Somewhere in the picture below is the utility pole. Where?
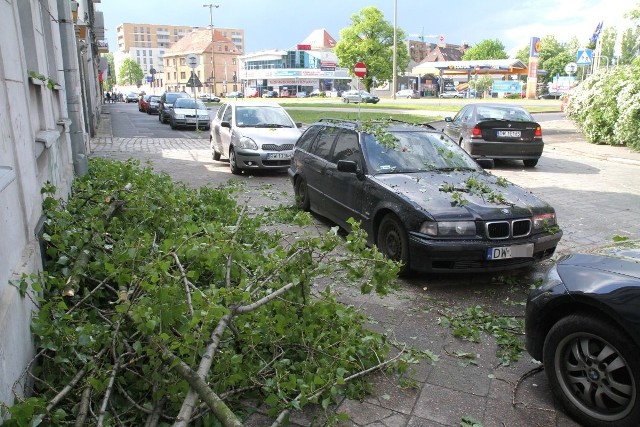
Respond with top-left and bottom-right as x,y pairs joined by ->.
392,0 -> 397,99
203,3 -> 219,97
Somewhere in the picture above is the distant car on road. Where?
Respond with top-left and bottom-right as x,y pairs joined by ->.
439,91 -> 463,98
199,94 -> 220,102
225,91 -> 244,98
146,95 -> 161,115
395,89 -> 420,99
526,247 -> 640,427
138,95 -> 151,112
125,92 -> 139,103
443,103 -> 544,167
210,102 -> 302,175
262,90 -> 278,98
538,91 -> 563,99
342,90 -> 379,104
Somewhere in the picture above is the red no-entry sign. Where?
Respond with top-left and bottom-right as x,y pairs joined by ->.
354,61 -> 367,78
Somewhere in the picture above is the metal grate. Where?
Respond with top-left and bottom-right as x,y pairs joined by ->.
262,144 -> 294,151
485,219 -> 532,239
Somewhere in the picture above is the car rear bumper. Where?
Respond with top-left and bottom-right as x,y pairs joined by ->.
407,230 -> 562,273
464,140 -> 544,160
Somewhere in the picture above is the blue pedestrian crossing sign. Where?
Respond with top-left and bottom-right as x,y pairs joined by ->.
576,49 -> 593,65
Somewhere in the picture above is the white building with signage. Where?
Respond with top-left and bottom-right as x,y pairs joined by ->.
238,29 -> 353,97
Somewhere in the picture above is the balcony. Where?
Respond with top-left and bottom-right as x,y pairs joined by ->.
97,39 -> 109,53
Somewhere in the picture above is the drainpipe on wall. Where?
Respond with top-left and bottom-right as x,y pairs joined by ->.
58,0 -> 88,176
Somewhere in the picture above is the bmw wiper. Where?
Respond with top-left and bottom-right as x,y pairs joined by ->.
253,123 -> 290,128
434,167 -> 477,171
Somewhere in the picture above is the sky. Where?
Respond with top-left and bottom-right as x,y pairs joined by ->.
97,0 -> 636,57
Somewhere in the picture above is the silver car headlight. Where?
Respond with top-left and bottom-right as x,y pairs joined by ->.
174,113 -> 185,119
420,221 -> 476,237
533,213 -> 556,230
237,136 -> 258,150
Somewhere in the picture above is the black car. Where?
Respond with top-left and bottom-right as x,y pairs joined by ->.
146,95 -> 161,115
525,248 -> 640,427
538,91 -> 563,99
288,119 -> 562,274
443,103 -> 544,167
158,92 -> 190,124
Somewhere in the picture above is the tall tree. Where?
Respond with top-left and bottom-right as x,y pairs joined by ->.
118,58 -> 144,86
334,6 -> 410,92
101,53 -> 117,91
600,27 -> 617,67
619,27 -> 639,64
462,39 -> 508,60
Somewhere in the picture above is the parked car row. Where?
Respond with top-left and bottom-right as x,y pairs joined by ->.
134,91 -> 212,131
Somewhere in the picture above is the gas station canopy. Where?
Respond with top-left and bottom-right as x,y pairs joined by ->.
412,59 -> 529,76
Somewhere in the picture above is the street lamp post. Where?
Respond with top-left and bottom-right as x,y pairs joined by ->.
203,3 -> 219,97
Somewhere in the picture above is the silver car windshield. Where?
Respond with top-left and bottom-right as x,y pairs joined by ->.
174,99 -> 206,109
235,106 -> 294,128
363,131 -> 481,174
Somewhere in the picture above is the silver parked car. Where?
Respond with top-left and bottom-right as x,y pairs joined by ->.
210,102 -> 302,174
168,98 -> 210,130
395,89 -> 420,99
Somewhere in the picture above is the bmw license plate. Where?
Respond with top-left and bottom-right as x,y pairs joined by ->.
267,153 -> 291,160
497,130 -> 521,138
487,243 -> 534,260
186,118 -> 196,124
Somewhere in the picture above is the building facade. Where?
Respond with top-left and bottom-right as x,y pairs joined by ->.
114,22 -> 244,92
239,29 -> 352,97
1,0 -> 99,411
162,28 -> 242,97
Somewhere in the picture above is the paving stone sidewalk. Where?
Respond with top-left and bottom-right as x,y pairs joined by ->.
91,110 -> 638,427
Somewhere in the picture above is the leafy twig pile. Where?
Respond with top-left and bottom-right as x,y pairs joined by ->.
4,158 -> 404,426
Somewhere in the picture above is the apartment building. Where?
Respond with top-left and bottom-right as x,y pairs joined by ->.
163,28 -> 242,96
114,22 -> 244,90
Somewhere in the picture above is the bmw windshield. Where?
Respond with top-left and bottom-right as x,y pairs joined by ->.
362,130 -> 481,174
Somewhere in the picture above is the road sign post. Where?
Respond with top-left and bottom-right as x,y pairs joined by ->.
353,62 -> 367,120
186,53 -> 200,98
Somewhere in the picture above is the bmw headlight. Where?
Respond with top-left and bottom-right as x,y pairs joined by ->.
420,221 -> 476,237
174,114 -> 185,119
533,213 -> 556,230
237,136 -> 258,150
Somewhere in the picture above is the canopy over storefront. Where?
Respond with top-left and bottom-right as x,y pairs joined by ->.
412,59 -> 529,76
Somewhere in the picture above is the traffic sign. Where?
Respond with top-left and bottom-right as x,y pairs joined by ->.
186,53 -> 200,69
354,61 -> 367,78
564,62 -> 577,75
576,49 -> 592,65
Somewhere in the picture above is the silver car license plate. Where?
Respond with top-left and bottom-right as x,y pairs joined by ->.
267,153 -> 291,160
487,243 -> 534,260
497,130 -> 521,138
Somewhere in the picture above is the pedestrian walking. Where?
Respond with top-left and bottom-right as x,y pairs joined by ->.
105,91 -> 111,103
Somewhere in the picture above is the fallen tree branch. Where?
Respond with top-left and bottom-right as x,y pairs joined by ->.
171,252 -> 194,317
46,347 -> 108,412
270,344 -> 408,427
74,385 -> 92,427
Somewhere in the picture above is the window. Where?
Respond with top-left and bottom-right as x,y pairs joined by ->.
134,26 -> 138,33
224,45 -> 228,52
222,105 -> 232,122
216,104 -> 227,120
295,126 -> 321,152
134,34 -> 138,41
310,127 -> 339,161
332,131 -> 361,164
180,71 -> 186,79
142,51 -> 146,56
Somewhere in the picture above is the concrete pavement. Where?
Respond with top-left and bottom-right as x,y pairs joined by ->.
91,104 -> 639,427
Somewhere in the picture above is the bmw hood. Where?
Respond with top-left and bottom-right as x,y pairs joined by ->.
238,127 -> 302,146
372,170 -> 552,220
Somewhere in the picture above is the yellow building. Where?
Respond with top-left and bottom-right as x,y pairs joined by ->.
114,22 -> 244,92
163,28 -> 242,96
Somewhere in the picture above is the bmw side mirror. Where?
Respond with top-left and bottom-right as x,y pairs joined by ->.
221,121 -> 231,129
337,160 -> 359,174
